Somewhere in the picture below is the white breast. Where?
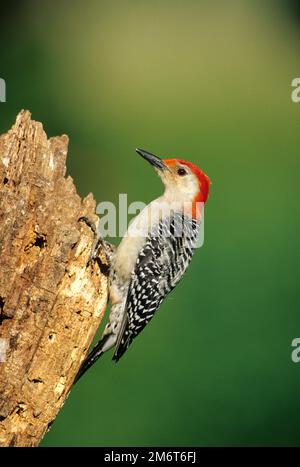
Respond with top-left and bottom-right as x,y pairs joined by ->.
113,199 -> 158,282
112,189 -> 193,284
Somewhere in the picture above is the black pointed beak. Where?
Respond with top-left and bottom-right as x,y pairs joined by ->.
136,148 -> 166,171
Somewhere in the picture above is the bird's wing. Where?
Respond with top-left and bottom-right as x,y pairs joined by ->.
113,213 -> 199,361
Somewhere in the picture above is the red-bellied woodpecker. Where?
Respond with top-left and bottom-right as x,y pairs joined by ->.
75,149 -> 211,382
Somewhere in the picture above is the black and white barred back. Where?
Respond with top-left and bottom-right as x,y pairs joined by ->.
113,213 -> 200,361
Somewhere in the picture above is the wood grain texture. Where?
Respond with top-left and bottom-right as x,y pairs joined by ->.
0,110 -> 108,446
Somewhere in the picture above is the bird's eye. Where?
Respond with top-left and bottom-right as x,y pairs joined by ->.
177,167 -> 187,176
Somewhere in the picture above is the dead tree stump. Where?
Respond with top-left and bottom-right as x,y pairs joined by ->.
0,110 -> 108,447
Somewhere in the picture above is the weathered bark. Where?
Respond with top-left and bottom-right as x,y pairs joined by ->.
0,111 -> 109,447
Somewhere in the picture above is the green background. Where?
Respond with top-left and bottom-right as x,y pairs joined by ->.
1,0 -> 300,447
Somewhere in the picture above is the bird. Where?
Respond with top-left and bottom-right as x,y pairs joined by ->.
74,148 -> 211,383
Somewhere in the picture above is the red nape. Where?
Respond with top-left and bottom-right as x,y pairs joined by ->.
164,158 -> 211,203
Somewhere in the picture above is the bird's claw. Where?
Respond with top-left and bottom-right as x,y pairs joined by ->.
79,215 -> 103,266
78,216 -> 115,268
78,216 -> 97,236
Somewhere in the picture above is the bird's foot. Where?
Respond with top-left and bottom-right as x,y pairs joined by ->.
78,216 -> 115,268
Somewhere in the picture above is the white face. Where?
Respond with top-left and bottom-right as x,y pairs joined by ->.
157,162 -> 200,202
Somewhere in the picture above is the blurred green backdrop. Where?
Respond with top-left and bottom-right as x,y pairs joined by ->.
1,0 -> 300,447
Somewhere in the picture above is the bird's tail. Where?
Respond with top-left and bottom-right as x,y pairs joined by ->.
74,333 -> 115,384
